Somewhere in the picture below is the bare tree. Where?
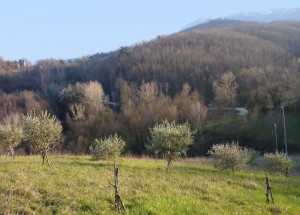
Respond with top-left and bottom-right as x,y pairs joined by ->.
84,81 -> 105,112
189,102 -> 207,131
139,82 -> 159,103
213,72 -> 238,107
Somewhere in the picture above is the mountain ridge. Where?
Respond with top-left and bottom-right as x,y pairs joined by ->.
184,7 -> 300,30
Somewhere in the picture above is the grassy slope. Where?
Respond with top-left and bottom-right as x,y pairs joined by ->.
0,156 -> 299,215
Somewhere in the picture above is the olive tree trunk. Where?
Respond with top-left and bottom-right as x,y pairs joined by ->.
41,151 -> 52,167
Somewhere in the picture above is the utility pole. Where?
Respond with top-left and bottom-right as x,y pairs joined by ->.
281,106 -> 288,155
273,123 -> 278,152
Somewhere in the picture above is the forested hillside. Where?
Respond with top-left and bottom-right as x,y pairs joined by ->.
1,20 -> 300,155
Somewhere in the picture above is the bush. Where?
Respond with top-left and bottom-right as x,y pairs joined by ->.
264,152 -> 292,176
208,141 -> 256,173
90,134 -> 125,160
147,120 -> 196,170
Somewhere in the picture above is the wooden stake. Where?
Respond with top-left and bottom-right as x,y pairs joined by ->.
265,172 -> 274,204
109,161 -> 125,212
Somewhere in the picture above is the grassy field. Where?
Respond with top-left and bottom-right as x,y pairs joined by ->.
0,156 -> 300,215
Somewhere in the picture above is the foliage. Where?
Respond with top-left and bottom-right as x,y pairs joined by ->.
22,111 -> 62,165
0,114 -> 23,157
148,120 -> 195,170
208,141 -> 256,173
264,152 -> 293,176
90,134 -> 125,160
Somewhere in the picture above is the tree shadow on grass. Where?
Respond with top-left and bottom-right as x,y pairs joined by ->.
173,165 -> 220,175
174,165 -> 267,181
69,160 -> 111,168
51,156 -> 112,168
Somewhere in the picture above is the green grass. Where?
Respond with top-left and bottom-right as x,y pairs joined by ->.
0,156 -> 300,214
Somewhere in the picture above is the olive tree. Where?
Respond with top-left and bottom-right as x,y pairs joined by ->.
208,141 -> 256,173
23,111 -> 62,166
0,114 -> 23,158
90,134 -> 126,161
265,152 -> 292,177
148,120 -> 195,171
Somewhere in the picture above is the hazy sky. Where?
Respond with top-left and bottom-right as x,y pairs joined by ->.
1,0 -> 299,62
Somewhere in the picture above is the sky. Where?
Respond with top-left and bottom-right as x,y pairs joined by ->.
0,0 -> 300,62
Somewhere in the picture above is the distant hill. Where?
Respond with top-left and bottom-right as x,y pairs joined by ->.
182,19 -> 255,31
183,19 -> 300,56
229,8 -> 300,23
184,7 -> 300,30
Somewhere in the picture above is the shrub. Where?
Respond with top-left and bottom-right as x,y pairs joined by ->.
90,134 -> 125,160
264,152 -> 292,176
208,141 -> 256,173
147,120 -> 196,171
23,111 -> 62,166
